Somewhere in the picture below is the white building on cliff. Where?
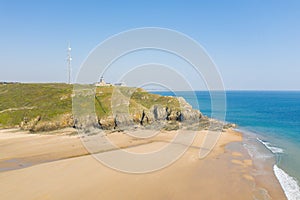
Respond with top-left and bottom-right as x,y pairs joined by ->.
95,76 -> 112,86
95,76 -> 126,87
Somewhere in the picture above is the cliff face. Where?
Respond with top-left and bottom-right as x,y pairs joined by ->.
95,97 -> 203,130
73,86 -> 205,131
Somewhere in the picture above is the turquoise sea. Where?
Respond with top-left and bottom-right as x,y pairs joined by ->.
153,91 -> 300,200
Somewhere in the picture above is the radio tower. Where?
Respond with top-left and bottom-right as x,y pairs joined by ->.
67,42 -> 72,84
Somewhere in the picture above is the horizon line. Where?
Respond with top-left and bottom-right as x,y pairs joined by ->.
1,81 -> 299,92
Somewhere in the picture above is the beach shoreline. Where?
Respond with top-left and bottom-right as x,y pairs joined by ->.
0,128 -> 286,199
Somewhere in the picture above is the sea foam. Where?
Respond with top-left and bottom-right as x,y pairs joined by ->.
256,138 -> 300,199
257,138 -> 284,154
243,143 -> 269,159
274,165 -> 300,200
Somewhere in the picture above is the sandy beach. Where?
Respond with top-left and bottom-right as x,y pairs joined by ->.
0,128 -> 285,200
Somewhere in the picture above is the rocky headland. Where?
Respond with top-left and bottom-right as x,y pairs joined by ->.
0,83 -> 235,133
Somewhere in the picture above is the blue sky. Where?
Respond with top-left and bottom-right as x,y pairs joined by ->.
0,0 -> 299,90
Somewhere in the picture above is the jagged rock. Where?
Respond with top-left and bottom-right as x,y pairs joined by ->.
79,90 -> 204,131
176,97 -> 202,123
20,116 -> 41,131
139,110 -> 149,125
177,97 -> 193,110
150,105 -> 167,121
114,113 -> 134,129
60,113 -> 74,127
181,109 -> 201,122
223,123 -> 237,129
98,116 -> 115,130
20,114 -> 75,132
32,121 -> 60,132
73,115 -> 99,130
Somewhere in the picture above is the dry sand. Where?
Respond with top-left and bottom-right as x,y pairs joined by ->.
0,128 -> 286,200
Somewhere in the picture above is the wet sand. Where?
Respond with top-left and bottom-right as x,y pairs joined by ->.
0,128 -> 286,199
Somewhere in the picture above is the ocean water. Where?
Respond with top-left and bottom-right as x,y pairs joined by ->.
152,91 -> 300,200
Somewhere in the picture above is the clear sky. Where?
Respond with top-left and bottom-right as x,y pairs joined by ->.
0,0 -> 299,90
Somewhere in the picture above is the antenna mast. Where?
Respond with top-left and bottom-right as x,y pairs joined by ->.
67,42 -> 72,84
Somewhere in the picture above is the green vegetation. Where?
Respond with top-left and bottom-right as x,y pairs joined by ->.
93,86 -> 180,118
0,83 -> 72,128
0,83 -> 182,130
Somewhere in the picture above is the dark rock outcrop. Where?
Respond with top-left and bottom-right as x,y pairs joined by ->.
151,105 -> 168,121
20,114 -> 75,132
92,97 -> 204,131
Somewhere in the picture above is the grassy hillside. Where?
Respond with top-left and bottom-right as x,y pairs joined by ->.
0,83 -> 72,128
94,86 -> 180,118
0,83 -> 183,130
